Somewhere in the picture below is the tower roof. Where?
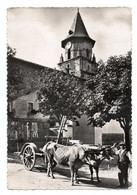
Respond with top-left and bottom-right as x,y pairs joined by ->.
62,9 -> 95,48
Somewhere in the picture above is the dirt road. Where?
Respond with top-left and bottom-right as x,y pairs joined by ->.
7,162 -> 132,190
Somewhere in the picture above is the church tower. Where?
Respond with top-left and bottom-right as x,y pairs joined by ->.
58,9 -> 96,144
58,9 -> 97,79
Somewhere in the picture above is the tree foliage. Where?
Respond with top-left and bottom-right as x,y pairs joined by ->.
37,69 -> 85,123
7,45 -> 24,101
7,45 -> 16,57
84,51 -> 132,150
7,45 -> 41,101
37,51 -> 131,149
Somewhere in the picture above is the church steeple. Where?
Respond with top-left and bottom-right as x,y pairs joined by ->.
62,9 -> 95,48
58,9 -> 97,79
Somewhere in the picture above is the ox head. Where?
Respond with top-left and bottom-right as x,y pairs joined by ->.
81,144 -> 114,165
83,152 -> 97,166
111,142 -> 126,150
110,142 -> 127,155
94,146 -> 114,162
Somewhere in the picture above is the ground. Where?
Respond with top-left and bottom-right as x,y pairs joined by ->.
7,157 -> 132,190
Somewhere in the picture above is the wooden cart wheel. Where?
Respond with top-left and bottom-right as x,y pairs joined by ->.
22,145 -> 36,171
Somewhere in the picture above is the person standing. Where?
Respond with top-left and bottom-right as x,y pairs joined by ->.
113,142 -> 132,188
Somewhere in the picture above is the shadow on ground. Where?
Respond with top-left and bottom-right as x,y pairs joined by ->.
32,165 -> 132,189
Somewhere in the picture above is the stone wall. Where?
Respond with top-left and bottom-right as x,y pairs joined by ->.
58,56 -> 97,78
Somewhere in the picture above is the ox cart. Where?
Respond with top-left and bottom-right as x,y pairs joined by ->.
14,116 -> 69,171
14,115 -> 113,186
14,116 -> 76,171
15,138 -> 108,172
14,140 -> 114,186
15,136 -> 72,171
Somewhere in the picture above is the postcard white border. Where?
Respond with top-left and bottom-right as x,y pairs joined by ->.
0,0 -> 137,194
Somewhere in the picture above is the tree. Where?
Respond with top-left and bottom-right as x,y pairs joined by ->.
7,45 -> 40,101
7,45 -> 24,101
84,51 -> 132,151
37,69 -> 86,141
7,45 -> 16,57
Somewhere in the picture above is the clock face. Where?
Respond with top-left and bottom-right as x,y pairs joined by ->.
66,42 -> 72,49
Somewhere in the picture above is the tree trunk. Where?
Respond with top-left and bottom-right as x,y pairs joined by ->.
119,118 -> 131,151
124,127 -> 131,151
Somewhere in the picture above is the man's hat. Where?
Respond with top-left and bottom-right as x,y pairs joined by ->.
119,142 -> 126,146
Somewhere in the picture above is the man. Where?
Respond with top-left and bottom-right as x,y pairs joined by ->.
113,142 -> 132,188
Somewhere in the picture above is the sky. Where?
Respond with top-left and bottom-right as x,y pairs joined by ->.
7,7 -> 132,69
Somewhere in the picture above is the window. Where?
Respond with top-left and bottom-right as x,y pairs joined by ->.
86,49 -> 89,58
102,133 -> 124,145
68,49 -> 71,59
28,102 -> 33,113
66,64 -> 70,74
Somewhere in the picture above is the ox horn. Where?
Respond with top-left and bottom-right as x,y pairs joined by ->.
111,142 -> 117,149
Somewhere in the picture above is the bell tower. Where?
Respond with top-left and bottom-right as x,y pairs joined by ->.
58,9 -> 97,78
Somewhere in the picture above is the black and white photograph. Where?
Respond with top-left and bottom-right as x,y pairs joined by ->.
6,7 -> 132,190
0,3 -> 134,191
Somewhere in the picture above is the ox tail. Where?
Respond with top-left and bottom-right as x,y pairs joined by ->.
42,141 -> 53,153
42,141 -> 57,176
42,141 -> 54,167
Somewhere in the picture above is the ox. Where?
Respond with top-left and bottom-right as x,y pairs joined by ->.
76,145 -> 114,183
42,141 -> 93,186
88,146 -> 114,182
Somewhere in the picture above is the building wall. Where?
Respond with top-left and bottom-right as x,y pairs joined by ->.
12,91 -> 37,118
95,119 -> 124,145
58,57 -> 97,78
58,58 -> 81,77
12,91 -> 48,121
80,58 -> 97,77
73,114 -> 95,144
